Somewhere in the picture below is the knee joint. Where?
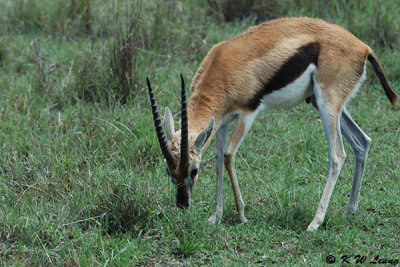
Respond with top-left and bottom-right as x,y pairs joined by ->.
355,137 -> 371,160
333,153 -> 346,170
362,136 -> 371,153
216,150 -> 224,161
224,153 -> 232,165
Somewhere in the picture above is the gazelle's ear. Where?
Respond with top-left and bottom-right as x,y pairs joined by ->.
164,107 -> 175,140
195,117 -> 215,152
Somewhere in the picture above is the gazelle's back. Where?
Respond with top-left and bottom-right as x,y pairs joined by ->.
190,17 -> 370,115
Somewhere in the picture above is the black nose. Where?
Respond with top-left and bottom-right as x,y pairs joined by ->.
175,186 -> 190,209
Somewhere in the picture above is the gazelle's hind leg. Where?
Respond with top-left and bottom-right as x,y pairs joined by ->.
307,74 -> 347,232
340,108 -> 371,214
309,103 -> 371,215
224,111 -> 258,223
309,104 -> 371,216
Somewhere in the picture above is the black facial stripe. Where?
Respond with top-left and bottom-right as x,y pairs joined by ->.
245,42 -> 320,110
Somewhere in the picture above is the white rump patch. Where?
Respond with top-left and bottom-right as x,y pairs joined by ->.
344,60 -> 367,107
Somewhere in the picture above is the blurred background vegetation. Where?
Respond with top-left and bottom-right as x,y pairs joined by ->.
1,0 -> 399,105
0,0 -> 399,265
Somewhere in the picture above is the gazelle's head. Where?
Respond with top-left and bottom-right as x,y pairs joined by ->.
147,75 -> 214,209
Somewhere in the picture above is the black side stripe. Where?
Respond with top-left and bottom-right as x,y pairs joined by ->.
245,42 -> 320,110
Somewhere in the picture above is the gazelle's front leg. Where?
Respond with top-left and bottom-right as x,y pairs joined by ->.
208,125 -> 228,224
224,112 -> 258,223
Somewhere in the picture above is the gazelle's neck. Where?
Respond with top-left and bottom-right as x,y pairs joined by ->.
187,43 -> 229,150
187,90 -> 225,151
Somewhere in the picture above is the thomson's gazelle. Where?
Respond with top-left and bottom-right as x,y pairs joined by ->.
147,17 -> 397,231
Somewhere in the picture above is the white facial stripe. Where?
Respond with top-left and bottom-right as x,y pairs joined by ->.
184,177 -> 191,186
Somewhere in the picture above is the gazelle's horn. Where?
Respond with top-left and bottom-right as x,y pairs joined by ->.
146,78 -> 176,168
180,74 -> 189,166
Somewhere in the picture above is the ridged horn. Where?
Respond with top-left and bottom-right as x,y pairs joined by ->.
146,77 -> 176,168
180,74 -> 189,166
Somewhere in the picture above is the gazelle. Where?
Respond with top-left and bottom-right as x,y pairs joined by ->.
146,17 -> 397,231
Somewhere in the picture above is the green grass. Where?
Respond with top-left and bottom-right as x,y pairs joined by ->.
1,0 -> 399,265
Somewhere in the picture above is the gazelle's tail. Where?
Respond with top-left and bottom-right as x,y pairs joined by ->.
367,52 -> 398,109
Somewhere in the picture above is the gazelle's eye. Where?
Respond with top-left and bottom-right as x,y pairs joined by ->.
190,168 -> 198,178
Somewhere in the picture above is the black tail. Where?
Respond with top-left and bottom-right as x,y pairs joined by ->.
367,53 -> 398,109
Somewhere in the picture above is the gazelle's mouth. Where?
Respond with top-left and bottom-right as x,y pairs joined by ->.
175,184 -> 192,209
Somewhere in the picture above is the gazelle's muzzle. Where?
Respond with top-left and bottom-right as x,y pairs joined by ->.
175,184 -> 192,209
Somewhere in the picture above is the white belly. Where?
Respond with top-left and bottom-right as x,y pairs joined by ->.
259,64 -> 316,110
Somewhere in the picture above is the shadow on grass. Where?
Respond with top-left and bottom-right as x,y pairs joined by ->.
79,179 -> 165,236
221,203 -> 315,232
